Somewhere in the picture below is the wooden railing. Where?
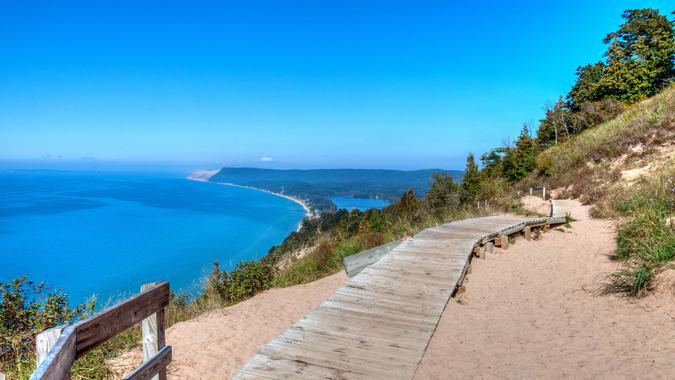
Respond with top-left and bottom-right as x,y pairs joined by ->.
30,282 -> 171,380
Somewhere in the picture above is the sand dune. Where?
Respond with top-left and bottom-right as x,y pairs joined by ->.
109,272 -> 346,379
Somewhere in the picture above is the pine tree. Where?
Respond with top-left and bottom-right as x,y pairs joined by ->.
460,153 -> 480,204
503,125 -> 537,182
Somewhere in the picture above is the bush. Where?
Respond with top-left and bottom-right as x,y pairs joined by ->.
0,277 -> 93,378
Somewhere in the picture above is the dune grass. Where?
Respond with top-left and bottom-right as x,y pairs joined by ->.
603,163 -> 675,296
532,85 -> 674,206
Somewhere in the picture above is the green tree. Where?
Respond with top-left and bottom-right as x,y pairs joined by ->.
503,125 -> 537,182
460,153 -> 480,204
479,147 -> 508,178
597,9 -> 675,103
397,189 -> 418,220
537,97 -> 573,147
426,173 -> 459,213
567,62 -> 606,108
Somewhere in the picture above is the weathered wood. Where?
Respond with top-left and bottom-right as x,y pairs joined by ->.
235,215 -> 563,379
36,326 -> 64,366
523,226 -> 531,240
30,326 -> 76,380
141,283 -> 167,380
499,234 -> 509,249
122,346 -> 172,380
31,283 -> 171,380
75,282 -> 169,357
486,241 -> 494,254
343,240 -> 403,277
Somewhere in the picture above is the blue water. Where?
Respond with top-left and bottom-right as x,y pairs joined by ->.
331,196 -> 390,211
0,170 -> 305,306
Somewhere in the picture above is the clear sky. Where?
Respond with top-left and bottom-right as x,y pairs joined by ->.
1,1 -> 671,170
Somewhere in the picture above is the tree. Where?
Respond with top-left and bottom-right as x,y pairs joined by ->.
567,62 -> 606,109
397,189 -> 418,220
480,147 -> 508,178
537,97 -> 573,148
460,153 -> 480,204
426,173 -> 459,213
502,125 -> 537,182
597,9 -> 675,103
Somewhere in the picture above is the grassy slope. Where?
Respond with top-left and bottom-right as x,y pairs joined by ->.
527,85 -> 674,212
525,85 -> 675,295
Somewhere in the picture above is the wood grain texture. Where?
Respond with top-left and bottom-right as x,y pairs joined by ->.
122,346 -> 172,380
235,215 -> 564,379
75,282 -> 169,356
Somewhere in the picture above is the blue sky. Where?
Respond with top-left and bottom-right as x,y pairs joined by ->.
1,1 -> 671,170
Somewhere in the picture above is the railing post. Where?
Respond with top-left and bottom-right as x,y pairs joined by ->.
36,326 -> 63,366
529,187 -> 533,195
141,283 -> 167,380
542,187 -> 546,200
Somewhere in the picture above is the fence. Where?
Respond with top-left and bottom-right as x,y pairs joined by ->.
30,282 -> 171,380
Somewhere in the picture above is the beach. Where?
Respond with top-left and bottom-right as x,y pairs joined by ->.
187,170 -> 314,230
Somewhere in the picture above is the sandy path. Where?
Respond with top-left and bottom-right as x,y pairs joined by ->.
110,272 -> 346,379
415,206 -> 675,379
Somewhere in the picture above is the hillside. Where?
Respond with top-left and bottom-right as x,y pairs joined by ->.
209,167 -> 464,211
525,84 -> 674,212
524,85 -> 674,295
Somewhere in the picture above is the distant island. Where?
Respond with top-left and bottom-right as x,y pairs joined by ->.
196,167 -> 464,212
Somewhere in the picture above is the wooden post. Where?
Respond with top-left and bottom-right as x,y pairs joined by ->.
486,241 -> 494,255
141,283 -> 167,380
500,235 -> 509,250
36,326 -> 64,366
529,188 -> 533,195
544,223 -> 550,233
479,246 -> 486,260
523,226 -> 531,241
542,187 -> 546,200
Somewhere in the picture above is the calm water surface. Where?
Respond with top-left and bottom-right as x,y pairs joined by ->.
331,196 -> 390,211
0,170 -> 305,305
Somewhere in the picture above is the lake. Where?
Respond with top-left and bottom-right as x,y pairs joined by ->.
0,170 -> 305,306
331,196 -> 390,211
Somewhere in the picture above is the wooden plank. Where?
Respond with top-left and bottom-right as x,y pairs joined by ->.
36,326 -> 64,366
236,215 -> 562,379
30,326 -> 76,380
343,240 -> 402,277
122,346 -> 172,380
75,282 -> 169,356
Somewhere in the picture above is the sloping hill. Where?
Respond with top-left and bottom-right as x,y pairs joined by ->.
527,85 -> 674,212
524,85 -> 674,295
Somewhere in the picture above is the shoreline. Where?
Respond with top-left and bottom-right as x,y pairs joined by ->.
187,172 -> 313,231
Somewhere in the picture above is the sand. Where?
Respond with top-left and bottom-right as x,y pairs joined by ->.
110,201 -> 674,379
414,203 -> 675,380
109,272 -> 346,379
520,195 -> 551,216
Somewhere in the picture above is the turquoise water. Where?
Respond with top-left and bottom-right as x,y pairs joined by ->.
0,170 -> 305,306
331,196 -> 390,211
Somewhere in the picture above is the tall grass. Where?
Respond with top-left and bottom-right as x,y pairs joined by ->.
603,163 -> 675,296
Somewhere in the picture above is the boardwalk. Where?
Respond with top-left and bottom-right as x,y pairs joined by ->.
234,215 -> 563,379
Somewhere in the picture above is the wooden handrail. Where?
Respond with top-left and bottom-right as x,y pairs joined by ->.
31,282 -> 171,380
